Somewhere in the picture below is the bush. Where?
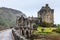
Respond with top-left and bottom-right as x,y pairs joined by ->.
40,21 -> 53,27
33,24 -> 38,29
56,24 -> 60,33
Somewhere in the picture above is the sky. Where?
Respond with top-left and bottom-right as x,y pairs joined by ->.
0,0 -> 60,24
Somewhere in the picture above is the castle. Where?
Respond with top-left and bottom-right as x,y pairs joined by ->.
16,4 -> 54,38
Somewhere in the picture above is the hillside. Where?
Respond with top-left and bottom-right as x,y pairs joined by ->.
0,7 -> 26,27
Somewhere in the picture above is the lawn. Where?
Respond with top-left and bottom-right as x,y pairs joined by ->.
37,26 -> 56,32
33,26 -> 57,34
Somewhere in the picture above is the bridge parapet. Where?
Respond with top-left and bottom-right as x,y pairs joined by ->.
12,28 -> 28,40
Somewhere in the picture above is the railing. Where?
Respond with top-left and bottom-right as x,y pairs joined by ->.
12,28 -> 28,40
12,28 -> 20,40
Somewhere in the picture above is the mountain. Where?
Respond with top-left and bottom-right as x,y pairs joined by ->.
0,7 -> 26,27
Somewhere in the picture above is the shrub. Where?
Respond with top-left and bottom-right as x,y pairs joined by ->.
41,21 -> 53,27
56,24 -> 60,33
33,24 -> 38,29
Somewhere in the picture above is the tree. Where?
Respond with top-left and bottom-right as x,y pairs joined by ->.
47,23 -> 53,27
41,21 -> 53,27
56,24 -> 60,33
33,24 -> 38,29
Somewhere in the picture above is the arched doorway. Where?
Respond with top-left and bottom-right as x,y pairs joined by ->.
26,31 -> 29,38
22,30 -> 24,36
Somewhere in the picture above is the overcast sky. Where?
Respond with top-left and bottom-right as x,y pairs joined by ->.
0,0 -> 60,24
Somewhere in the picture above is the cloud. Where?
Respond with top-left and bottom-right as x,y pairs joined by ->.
0,0 -> 60,24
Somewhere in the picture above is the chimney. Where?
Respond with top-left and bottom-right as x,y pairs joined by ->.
46,4 -> 48,7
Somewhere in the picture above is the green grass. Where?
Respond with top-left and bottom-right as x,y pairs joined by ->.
33,26 -> 57,34
37,26 -> 56,32
48,32 -> 60,36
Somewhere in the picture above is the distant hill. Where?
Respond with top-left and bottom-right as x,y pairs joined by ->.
0,7 -> 26,27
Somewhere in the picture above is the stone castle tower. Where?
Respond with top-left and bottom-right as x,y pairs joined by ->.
38,4 -> 54,24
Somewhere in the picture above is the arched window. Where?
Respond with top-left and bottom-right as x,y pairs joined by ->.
22,30 -> 24,36
26,31 -> 29,38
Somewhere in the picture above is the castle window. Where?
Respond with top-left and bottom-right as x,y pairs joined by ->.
26,31 -> 29,38
46,15 -> 49,22
24,27 -> 26,29
46,15 -> 51,23
22,30 -> 24,36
